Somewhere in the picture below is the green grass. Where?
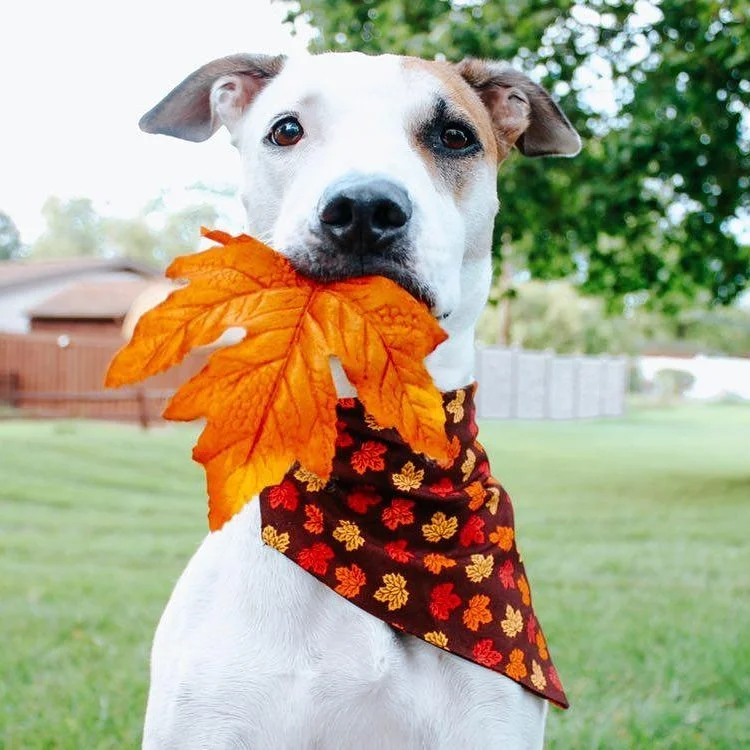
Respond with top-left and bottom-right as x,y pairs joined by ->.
1,406 -> 749,749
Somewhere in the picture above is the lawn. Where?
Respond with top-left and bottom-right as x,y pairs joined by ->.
1,405 -> 749,749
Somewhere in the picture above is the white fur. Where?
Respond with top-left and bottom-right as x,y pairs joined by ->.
143,52 -> 548,749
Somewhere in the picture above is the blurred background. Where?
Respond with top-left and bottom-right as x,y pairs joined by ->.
1,0 -> 748,748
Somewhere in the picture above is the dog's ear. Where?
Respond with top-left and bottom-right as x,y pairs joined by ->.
455,59 -> 581,158
139,53 -> 286,142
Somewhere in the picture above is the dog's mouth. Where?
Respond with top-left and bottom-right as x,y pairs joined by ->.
286,245 -> 438,313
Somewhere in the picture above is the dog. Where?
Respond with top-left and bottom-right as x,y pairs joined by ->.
138,51 -> 580,749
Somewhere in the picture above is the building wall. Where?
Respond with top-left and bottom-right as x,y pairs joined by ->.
0,270 -> 145,333
30,318 -> 124,339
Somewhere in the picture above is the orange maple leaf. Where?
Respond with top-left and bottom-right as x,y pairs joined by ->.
334,563 -> 367,598
105,230 -> 450,530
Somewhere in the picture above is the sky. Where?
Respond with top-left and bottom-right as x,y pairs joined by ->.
0,0 -> 312,243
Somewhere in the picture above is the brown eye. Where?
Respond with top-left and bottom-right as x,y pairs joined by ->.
270,117 -> 303,147
441,125 -> 472,150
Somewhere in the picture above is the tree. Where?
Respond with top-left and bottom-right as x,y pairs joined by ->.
0,211 -> 22,260
280,0 -> 750,313
29,196 -> 218,266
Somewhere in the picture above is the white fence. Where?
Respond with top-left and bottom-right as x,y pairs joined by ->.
475,347 -> 628,420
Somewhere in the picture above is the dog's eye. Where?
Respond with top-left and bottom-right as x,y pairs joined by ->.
441,125 -> 474,150
269,117 -> 304,147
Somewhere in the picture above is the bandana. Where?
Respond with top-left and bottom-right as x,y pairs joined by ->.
259,385 -> 568,708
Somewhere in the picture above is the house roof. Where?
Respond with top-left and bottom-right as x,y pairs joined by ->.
27,279 -> 157,320
0,256 -> 159,292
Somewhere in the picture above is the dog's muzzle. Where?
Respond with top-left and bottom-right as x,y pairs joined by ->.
288,174 -> 434,308
317,175 -> 412,255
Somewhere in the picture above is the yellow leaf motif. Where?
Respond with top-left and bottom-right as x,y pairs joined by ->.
465,554 -> 494,583
332,520 -> 365,551
446,389 -> 466,423
261,525 -> 290,554
530,660 -> 547,691
392,461 -> 425,492
500,604 -> 523,638
485,487 -> 501,515
461,449 -> 476,482
364,413 -> 385,431
293,467 -> 327,492
422,511 -> 459,543
373,573 -> 409,611
424,631 -> 449,649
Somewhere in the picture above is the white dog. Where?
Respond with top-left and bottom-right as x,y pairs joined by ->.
139,51 -> 580,749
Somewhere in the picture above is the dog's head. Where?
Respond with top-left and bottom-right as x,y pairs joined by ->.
141,52 -> 579,351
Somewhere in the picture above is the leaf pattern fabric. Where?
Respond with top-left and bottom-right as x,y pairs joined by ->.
260,385 -> 568,708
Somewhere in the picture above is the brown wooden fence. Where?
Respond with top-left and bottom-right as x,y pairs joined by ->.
0,331 -> 209,424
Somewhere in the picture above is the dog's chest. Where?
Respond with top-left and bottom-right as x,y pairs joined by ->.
143,502 -> 546,749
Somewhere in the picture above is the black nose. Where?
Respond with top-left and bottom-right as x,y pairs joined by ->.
318,176 -> 412,253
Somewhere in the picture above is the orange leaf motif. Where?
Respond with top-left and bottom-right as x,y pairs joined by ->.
105,230 -> 450,530
334,564 -> 366,599
463,594 -> 493,631
423,553 -> 457,575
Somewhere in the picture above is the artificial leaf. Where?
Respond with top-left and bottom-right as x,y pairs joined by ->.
105,229 -> 450,529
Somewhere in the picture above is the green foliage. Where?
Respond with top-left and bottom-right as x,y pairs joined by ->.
29,197 -> 218,266
280,0 -> 750,312
0,211 -> 23,260
477,278 -> 750,354
2,409 -> 750,747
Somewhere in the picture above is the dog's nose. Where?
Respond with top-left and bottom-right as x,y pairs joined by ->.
318,176 -> 412,253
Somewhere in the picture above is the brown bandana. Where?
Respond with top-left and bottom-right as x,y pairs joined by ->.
259,385 -> 568,708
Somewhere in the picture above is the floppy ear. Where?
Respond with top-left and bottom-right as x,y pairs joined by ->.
139,53 -> 286,142
455,59 -> 581,158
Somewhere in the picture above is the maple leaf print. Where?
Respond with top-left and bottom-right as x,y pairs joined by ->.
459,515 -> 486,547
303,503 -> 324,535
505,649 -> 528,680
549,666 -> 563,691
436,435 -> 461,469
530,660 -> 547,692
498,559 -> 516,589
293,467 -> 326,492
391,462 -> 425,492
334,564 -> 366,599
485,486 -> 501,515
526,613 -> 538,645
335,420 -> 354,448
297,543 -> 334,575
423,553 -> 457,574
465,554 -> 493,583
461,449 -> 476,482
268,480 -> 299,512
384,540 -> 414,563
422,511 -> 459,543
429,582 -> 462,620
446,389 -> 465,423
373,573 -> 409,611
428,477 -> 454,497
465,481 -> 486,511
261,525 -> 290,554
517,575 -> 531,606
463,594 -> 493,631
346,488 -> 381,514
536,631 -> 549,661
489,525 -> 515,551
473,639 -> 503,667
364,413 -> 385,431
500,604 -> 524,638
351,441 -> 387,475
424,631 -> 449,649
381,498 -> 415,530
332,520 -> 365,551
105,230 -> 450,530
